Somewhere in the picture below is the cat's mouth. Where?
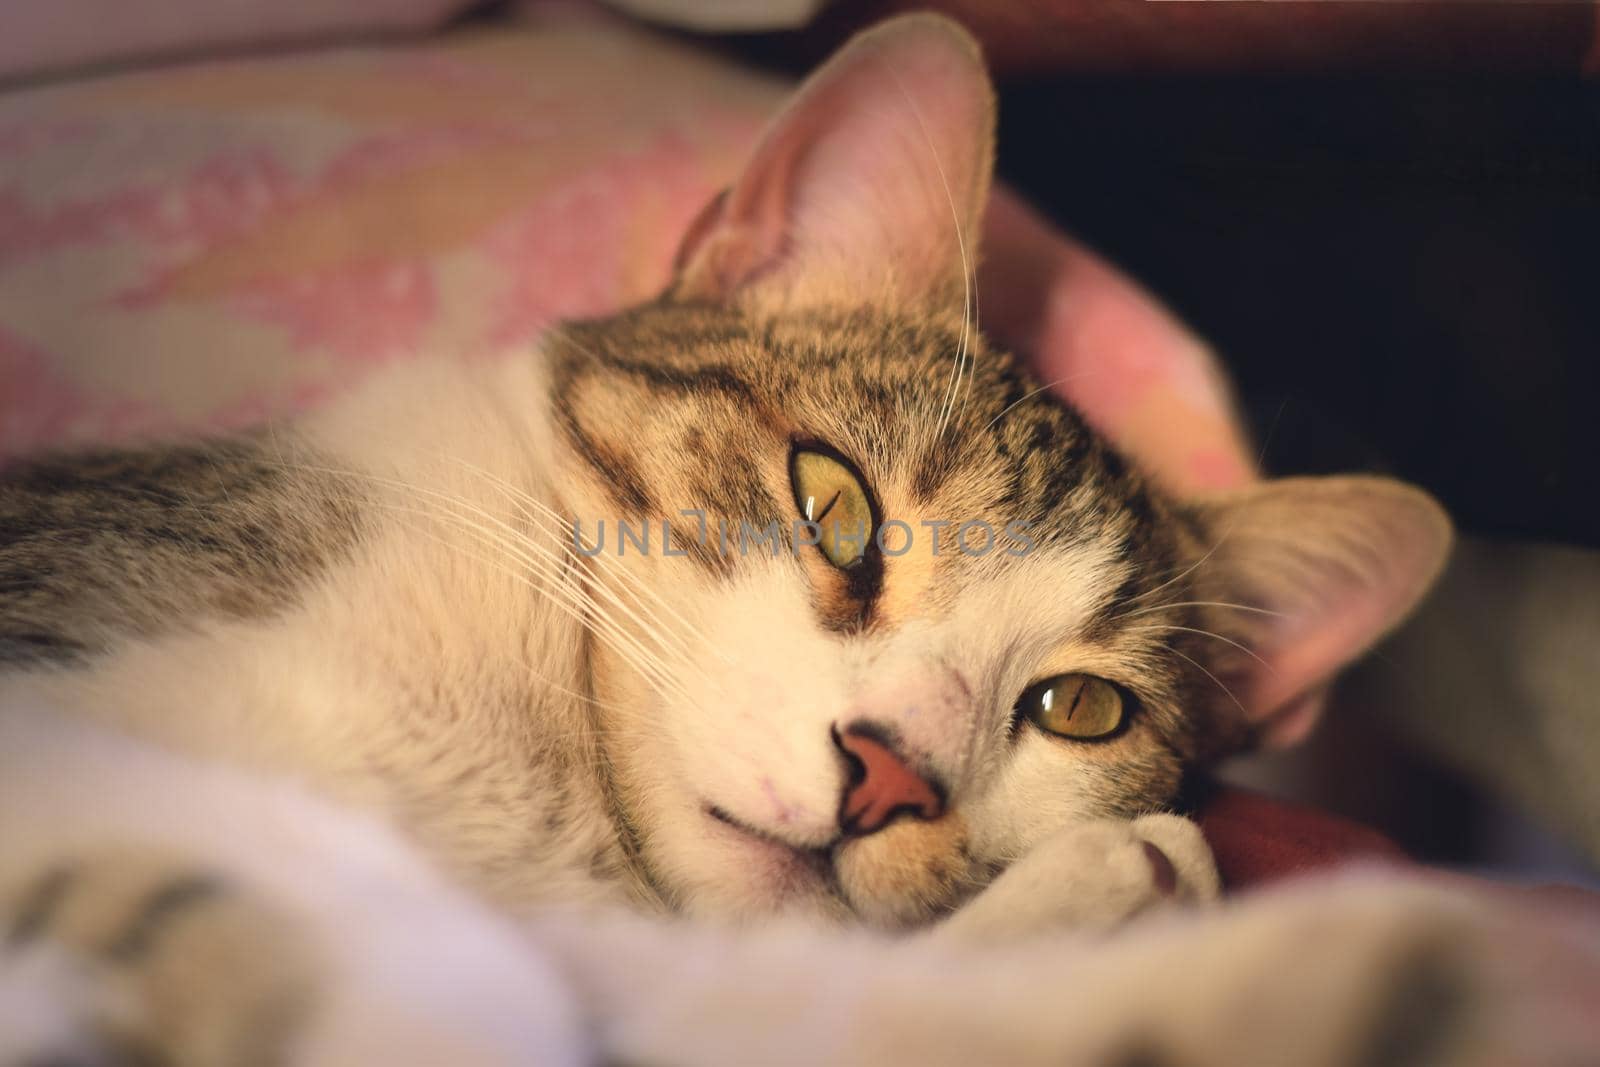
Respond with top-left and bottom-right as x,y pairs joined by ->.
706,805 -> 838,886
703,803 -> 983,924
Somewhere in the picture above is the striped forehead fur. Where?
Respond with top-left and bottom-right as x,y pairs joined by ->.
551,299 -> 1217,808
553,302 -> 1178,569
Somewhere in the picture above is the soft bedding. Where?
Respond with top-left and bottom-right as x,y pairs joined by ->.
0,4 -> 1495,888
0,7 -> 1255,493
4,11 -> 1599,1059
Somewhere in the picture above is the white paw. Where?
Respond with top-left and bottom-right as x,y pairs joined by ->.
935,814 -> 1219,944
1128,813 -> 1221,903
1122,876 -> 1600,1067
0,942 -> 139,1067
295,882 -> 592,1067
0,713 -> 591,1067
0,853 -> 591,1067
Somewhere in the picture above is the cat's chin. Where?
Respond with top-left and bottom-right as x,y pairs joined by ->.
697,806 -> 980,928
699,806 -> 846,917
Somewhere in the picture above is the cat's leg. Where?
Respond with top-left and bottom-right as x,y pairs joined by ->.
0,703 -> 588,1067
1,846 -> 324,1065
935,813 -> 1220,943
530,873 -> 1600,1067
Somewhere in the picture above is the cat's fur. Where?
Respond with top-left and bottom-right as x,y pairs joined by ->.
0,15 -> 1476,1065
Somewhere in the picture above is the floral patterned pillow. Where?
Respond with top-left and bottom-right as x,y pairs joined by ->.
0,10 -> 1252,494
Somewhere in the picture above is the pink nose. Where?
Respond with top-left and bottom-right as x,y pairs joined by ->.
835,726 -> 944,837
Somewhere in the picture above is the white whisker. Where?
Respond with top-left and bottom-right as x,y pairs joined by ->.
1168,645 -> 1249,717
1115,599 -> 1286,622
1121,523 -> 1236,609
374,499 -> 697,707
884,65 -> 974,450
982,373 -> 1099,434
263,458 -> 704,705
1126,623 -> 1276,673
440,454 -> 727,665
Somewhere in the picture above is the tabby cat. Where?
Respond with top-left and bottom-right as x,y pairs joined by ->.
0,15 -> 1460,1065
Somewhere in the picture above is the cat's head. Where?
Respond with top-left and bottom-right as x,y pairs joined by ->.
549,15 -> 1450,924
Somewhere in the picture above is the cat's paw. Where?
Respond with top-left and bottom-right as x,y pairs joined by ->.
0,850 -> 317,1067
934,813 -> 1219,944
1110,876 -> 1600,1067
0,848 -> 586,1067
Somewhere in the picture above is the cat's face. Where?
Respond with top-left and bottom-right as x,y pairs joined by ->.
550,16 -> 1450,924
554,305 -> 1209,923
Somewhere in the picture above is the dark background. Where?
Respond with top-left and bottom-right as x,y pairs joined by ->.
708,13 -> 1597,867
719,16 -> 1600,547
1000,73 -> 1600,867
712,43 -> 1600,866
759,1 -> 1600,552
998,75 -> 1600,549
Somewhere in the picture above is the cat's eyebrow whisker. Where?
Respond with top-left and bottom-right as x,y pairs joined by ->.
1125,623 -> 1277,674
958,221 -> 980,428
431,520 -> 696,708
886,66 -> 973,451
981,373 -> 1100,435
444,502 -> 726,700
1167,645 -> 1249,718
1121,523 -> 1236,610
379,504 -> 647,680
1112,599 -> 1286,623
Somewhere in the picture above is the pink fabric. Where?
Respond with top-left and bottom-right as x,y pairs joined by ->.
2,12 -> 1595,935
981,189 -> 1254,496
0,14 -> 778,458
8,1 -> 1588,85
0,0 -> 475,80
793,1 -> 1597,75
0,10 -> 1252,496
1198,787 -> 1409,891
7,21 -> 1599,1037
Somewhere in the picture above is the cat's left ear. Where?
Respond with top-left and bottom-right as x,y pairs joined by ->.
669,13 -> 994,312
1191,476 -> 1453,748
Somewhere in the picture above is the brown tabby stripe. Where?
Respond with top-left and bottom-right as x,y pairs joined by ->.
0,438 -> 363,666
5,864 -> 76,947
105,873 -> 226,963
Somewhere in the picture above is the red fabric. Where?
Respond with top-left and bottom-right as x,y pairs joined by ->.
775,0 -> 1598,76
1196,786 -> 1410,891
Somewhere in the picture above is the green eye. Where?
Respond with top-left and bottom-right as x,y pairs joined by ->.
1015,674 -> 1126,741
790,448 -> 874,569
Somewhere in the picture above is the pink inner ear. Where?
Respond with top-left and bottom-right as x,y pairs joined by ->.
671,189 -> 730,278
672,14 -> 994,308
1255,690 -> 1327,749
1207,478 -> 1453,748
1241,588 -> 1395,729
1246,598 -> 1393,747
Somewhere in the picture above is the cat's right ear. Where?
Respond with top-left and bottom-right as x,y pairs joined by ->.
668,13 -> 995,313
1190,476 -> 1453,749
